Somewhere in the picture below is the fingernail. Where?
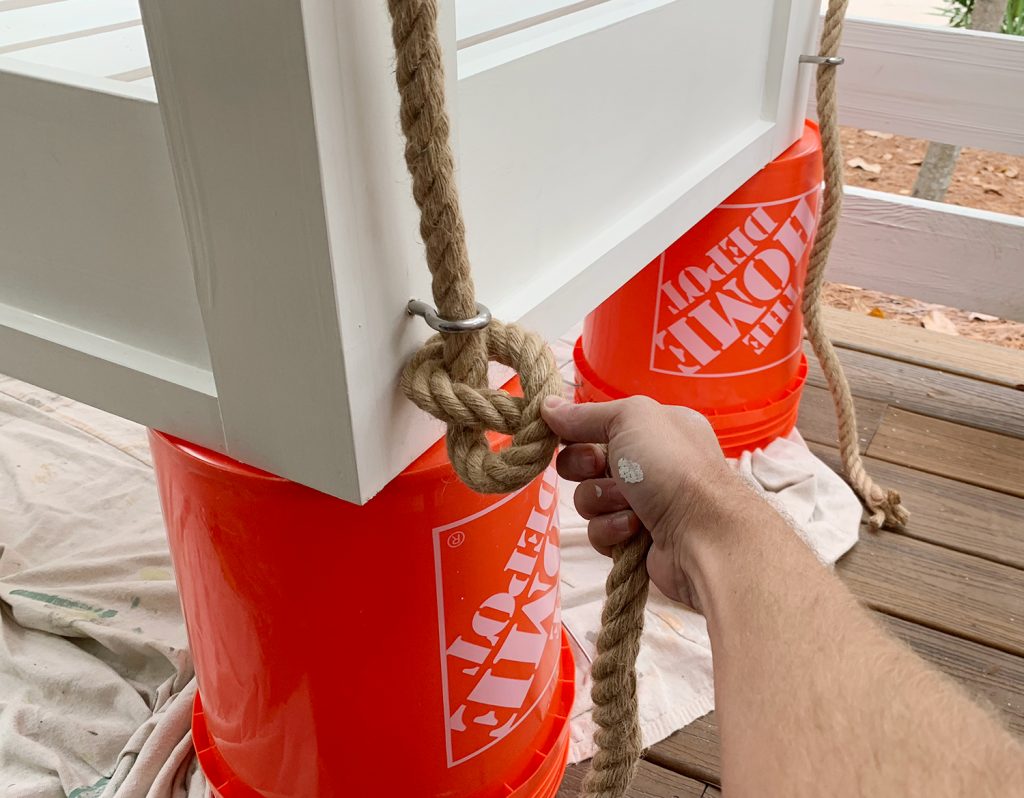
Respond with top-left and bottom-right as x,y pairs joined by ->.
593,483 -> 603,498
611,511 -> 633,532
543,395 -> 567,411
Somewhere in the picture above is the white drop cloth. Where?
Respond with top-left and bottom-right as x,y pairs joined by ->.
0,376 -> 205,798
0,373 -> 860,792
560,429 -> 863,763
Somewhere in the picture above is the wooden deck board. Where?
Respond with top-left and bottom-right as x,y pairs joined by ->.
796,383 -> 888,453
645,713 -> 722,786
838,529 -> 1024,657
803,342 -> 1024,440
808,443 -> 1024,570
867,407 -> 1024,498
557,761 -> 707,797
823,307 -> 1024,389
880,615 -> 1024,735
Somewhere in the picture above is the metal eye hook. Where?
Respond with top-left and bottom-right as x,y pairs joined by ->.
407,299 -> 492,334
800,55 -> 845,66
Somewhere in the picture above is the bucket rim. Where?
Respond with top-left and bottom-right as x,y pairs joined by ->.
573,338 -> 808,418
191,632 -> 576,798
760,118 -> 820,169
148,430 -> 290,483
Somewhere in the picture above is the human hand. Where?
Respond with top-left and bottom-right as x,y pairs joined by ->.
542,394 -> 770,609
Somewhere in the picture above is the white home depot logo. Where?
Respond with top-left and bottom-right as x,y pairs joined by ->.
432,468 -> 561,767
650,189 -> 820,377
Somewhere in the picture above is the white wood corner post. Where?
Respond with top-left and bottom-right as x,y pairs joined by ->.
139,0 -> 447,503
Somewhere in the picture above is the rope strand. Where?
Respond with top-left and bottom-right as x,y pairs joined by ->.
579,531 -> 653,798
387,0 -> 562,494
803,0 -> 909,530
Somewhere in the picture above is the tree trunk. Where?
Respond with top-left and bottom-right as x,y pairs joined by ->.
911,0 -> 1006,200
912,142 -> 962,200
973,0 -> 1007,31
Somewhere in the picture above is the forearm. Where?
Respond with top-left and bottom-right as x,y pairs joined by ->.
688,509 -> 1024,798
538,395 -> 1024,795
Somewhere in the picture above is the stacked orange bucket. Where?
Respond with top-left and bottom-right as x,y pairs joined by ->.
149,380 -> 573,798
575,121 -> 823,455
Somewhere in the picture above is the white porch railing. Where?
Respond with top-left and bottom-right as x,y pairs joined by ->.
826,17 -> 1024,322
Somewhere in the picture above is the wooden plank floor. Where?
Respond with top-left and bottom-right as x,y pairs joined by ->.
558,319 -> 1024,795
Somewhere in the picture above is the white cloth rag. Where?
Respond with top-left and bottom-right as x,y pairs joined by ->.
560,429 -> 864,763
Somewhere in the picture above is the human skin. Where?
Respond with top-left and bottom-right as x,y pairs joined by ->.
542,394 -> 1024,798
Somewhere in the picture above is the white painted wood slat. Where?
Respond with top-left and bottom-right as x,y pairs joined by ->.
0,0 -> 139,50
833,18 -> 1024,155
0,62 -> 207,368
459,0 -> 819,339
7,22 -> 146,76
831,187 -> 1024,323
0,301 -> 223,446
0,59 -> 218,449
456,0 -> 610,47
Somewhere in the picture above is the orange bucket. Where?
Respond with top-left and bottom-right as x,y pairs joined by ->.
148,384 -> 573,798
582,120 -> 821,406
574,339 -> 807,457
577,121 -> 821,452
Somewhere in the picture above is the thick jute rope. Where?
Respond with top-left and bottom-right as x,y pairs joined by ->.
578,527 -> 653,798
387,2 -> 906,798
387,0 -> 562,495
385,4 -> 652,794
805,0 -> 909,531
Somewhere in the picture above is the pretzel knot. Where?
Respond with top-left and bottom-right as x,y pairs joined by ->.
401,320 -> 563,494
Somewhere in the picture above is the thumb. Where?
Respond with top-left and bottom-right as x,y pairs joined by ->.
541,396 -> 620,445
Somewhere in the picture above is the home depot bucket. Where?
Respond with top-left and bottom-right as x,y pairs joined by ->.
577,120 -> 822,451
574,338 -> 808,457
148,392 -> 573,798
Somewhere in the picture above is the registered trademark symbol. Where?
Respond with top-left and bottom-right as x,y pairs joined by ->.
447,531 -> 465,548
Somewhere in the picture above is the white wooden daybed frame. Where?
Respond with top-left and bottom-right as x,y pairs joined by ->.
1,0 -> 823,502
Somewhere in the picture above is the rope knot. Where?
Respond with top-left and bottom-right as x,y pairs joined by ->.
401,320 -> 563,494
864,487 -> 910,532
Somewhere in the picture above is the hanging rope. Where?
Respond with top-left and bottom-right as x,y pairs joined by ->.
387,0 -> 562,494
579,526 -> 653,798
804,0 -> 909,531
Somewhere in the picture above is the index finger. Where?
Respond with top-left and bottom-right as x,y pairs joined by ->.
541,396 -> 621,445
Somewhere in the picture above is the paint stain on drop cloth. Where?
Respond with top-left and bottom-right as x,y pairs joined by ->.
10,590 -> 117,619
